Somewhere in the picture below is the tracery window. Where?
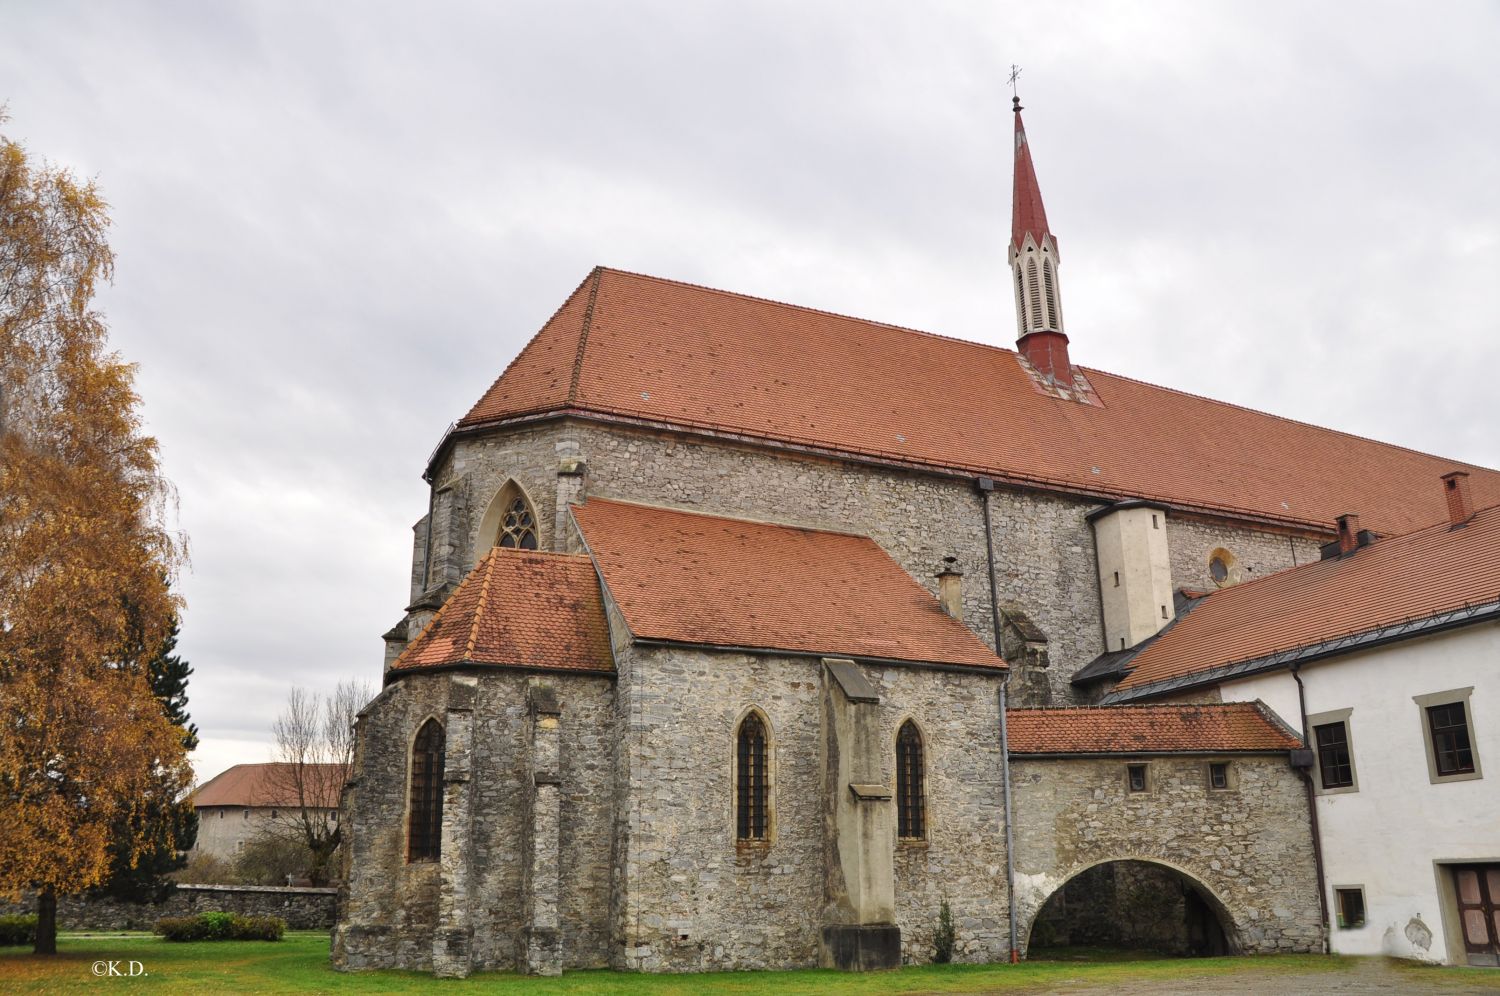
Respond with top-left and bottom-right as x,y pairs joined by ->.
496,495 -> 538,550
408,718 -> 445,862
736,713 -> 769,841
897,721 -> 926,839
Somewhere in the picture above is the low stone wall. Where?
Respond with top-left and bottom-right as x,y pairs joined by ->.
1,884 -> 337,931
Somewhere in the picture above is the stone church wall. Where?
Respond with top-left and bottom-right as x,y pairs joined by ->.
334,669 -> 616,973
423,417 -> 1322,704
611,644 -> 1010,971
1010,754 -> 1323,955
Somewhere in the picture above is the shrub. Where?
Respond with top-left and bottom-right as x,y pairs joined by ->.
0,913 -> 38,947
153,911 -> 285,942
933,899 -> 956,964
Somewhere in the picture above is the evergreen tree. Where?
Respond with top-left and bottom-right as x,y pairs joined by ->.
93,615 -> 200,903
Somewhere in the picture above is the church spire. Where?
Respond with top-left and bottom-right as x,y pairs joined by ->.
1009,94 -> 1072,385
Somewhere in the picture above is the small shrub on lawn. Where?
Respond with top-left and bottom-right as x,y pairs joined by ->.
153,912 -> 285,942
0,913 -> 38,946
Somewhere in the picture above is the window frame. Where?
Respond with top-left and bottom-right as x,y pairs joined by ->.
1308,708 -> 1359,795
1413,688 -> 1483,785
1206,761 -> 1232,791
896,719 -> 926,841
1333,885 -> 1367,929
734,710 -> 773,845
406,717 -> 446,863
1126,763 -> 1149,794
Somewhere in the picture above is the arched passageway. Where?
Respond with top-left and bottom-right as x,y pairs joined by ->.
1027,860 -> 1234,958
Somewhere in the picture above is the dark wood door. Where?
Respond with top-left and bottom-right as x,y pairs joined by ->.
1454,864 -> 1500,967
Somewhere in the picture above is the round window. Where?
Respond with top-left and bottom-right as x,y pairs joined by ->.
1208,548 -> 1237,587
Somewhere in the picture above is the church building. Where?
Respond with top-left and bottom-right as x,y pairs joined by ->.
332,100 -> 1500,977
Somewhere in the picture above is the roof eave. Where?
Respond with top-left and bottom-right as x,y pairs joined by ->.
448,408 -> 1339,537
384,659 -> 616,686
1011,749 -> 1297,759
1104,597 -> 1500,703
629,636 -> 1007,674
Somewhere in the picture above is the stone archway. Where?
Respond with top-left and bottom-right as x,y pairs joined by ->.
1022,858 -> 1238,959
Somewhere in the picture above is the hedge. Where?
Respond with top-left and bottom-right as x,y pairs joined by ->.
0,914 -> 38,946
153,911 -> 284,942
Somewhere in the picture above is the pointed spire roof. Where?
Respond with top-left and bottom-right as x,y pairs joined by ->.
1011,99 -> 1053,251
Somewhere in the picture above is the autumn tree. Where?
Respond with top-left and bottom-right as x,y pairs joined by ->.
0,112 -> 191,953
262,680 -> 369,885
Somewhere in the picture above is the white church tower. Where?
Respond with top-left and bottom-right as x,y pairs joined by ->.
1010,95 -> 1072,385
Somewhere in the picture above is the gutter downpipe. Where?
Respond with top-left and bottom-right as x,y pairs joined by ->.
1292,663 -> 1331,951
979,477 -> 1021,963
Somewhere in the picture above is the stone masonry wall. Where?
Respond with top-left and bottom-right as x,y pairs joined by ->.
421,417 -> 1324,705
611,643 -> 1010,971
0,884 -> 336,931
1168,515 -> 1322,594
1011,754 -> 1323,955
333,669 -> 616,973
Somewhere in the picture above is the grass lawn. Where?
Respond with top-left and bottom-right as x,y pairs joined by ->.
2,932 -> 1495,993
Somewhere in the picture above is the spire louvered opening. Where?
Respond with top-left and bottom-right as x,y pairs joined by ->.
1026,256 -> 1043,330
1043,257 -> 1058,329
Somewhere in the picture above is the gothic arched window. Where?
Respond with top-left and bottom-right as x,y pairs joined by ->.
897,720 -> 925,839
496,494 -> 538,550
407,718 -> 445,862
736,713 -> 770,841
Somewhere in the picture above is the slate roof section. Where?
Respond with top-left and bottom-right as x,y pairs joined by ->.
456,267 -> 1500,536
570,498 -> 1006,670
1006,702 -> 1302,755
191,763 -> 343,809
389,548 -> 614,675
1109,504 -> 1500,699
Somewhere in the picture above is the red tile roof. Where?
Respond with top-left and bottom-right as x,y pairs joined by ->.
191,763 -> 343,809
570,499 -> 1006,670
458,268 -> 1500,537
1113,504 -> 1500,696
1007,702 -> 1302,755
390,549 -> 614,675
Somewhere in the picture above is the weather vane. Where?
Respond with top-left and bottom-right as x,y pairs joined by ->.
1008,64 -> 1023,104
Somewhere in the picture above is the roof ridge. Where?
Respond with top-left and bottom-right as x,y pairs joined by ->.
568,267 -> 604,404
591,266 -> 1010,355
578,495 -> 880,542
466,552 -> 496,659
459,267 -> 600,428
390,553 -> 485,670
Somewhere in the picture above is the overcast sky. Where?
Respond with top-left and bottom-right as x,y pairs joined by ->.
4,1 -> 1497,783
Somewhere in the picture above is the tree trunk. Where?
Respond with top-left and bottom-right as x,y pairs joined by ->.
34,886 -> 57,955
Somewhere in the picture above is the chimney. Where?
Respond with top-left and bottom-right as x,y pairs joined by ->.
1336,513 -> 1360,555
936,557 -> 963,618
1442,471 -> 1474,528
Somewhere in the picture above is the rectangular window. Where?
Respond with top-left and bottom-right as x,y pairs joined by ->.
1429,703 -> 1476,776
1414,688 -> 1482,784
1127,764 -> 1147,793
1315,721 -> 1354,789
1335,887 -> 1366,928
1208,762 -> 1229,790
